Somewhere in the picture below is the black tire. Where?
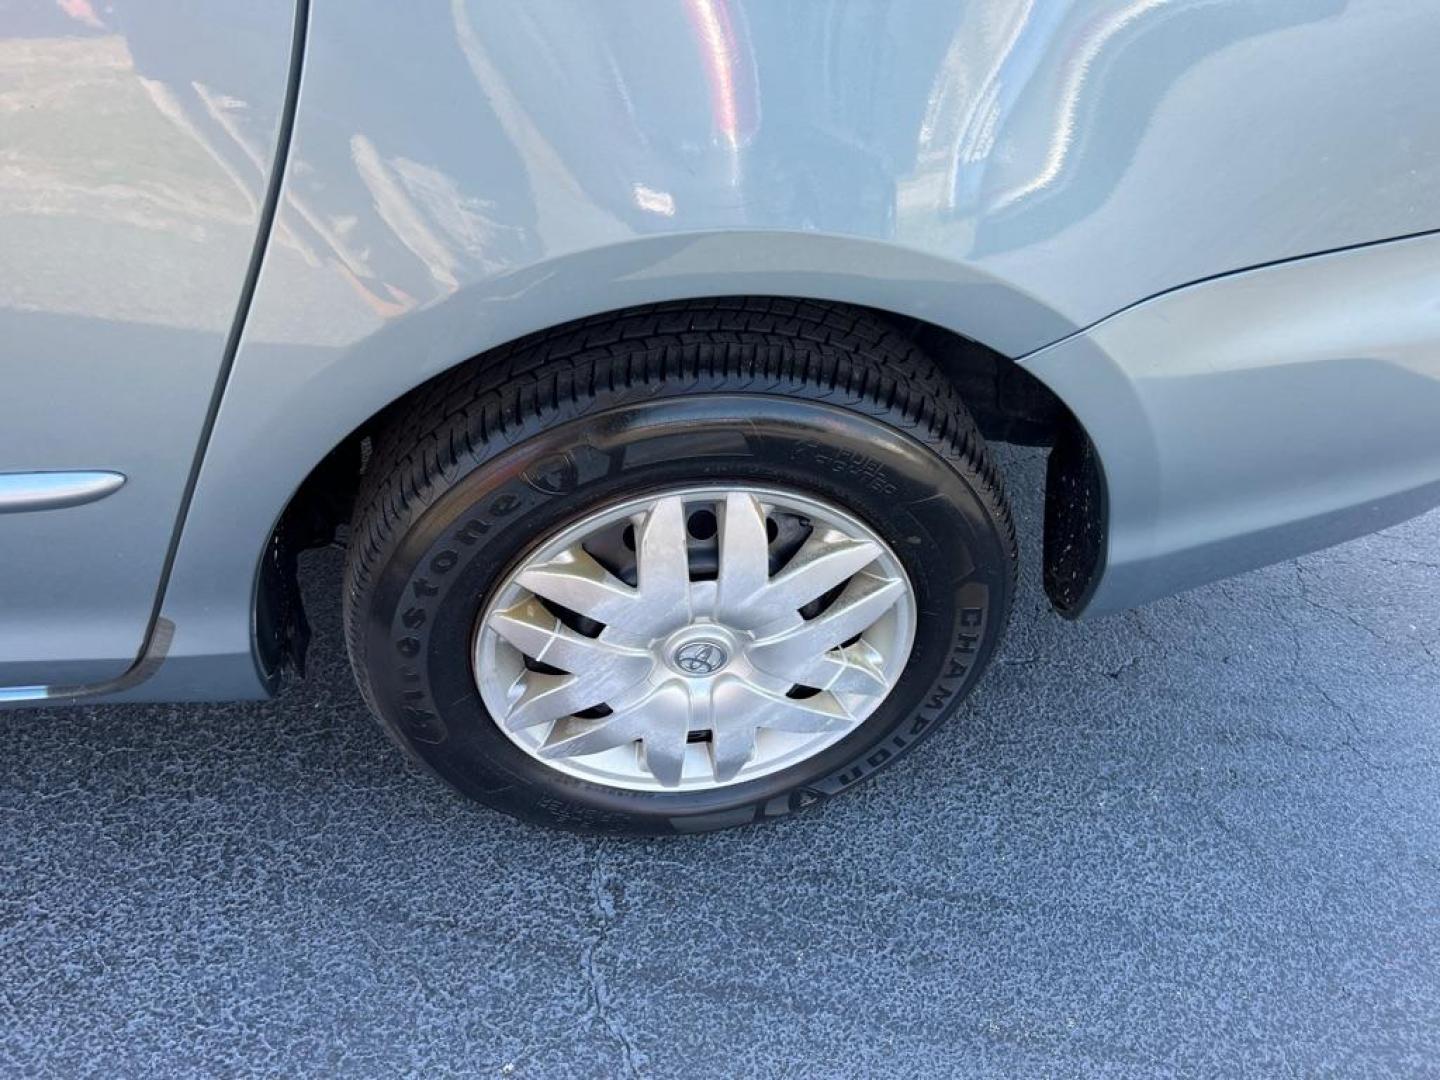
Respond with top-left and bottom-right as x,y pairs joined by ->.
343,299 -> 1016,835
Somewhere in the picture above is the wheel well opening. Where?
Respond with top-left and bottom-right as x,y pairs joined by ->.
261,297 -> 1106,677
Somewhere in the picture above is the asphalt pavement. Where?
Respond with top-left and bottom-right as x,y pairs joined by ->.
3,447 -> 1438,1077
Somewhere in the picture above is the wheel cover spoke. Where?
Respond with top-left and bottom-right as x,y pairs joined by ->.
714,492 -> 772,621
753,529 -> 882,626
516,549 -> 643,629
635,495 -> 693,616
504,668 -> 638,732
474,485 -> 916,792
490,596 -> 650,677
787,639 -> 891,696
747,571 -> 907,675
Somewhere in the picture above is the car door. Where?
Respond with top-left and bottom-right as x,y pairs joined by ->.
0,0 -> 297,687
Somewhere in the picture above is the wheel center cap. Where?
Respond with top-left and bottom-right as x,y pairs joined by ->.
671,638 -> 730,676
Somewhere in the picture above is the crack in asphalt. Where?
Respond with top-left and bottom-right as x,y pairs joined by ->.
583,854 -> 643,1078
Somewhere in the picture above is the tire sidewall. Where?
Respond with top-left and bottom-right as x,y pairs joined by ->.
359,393 -> 1010,834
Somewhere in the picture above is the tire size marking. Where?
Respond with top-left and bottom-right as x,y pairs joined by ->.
789,441 -> 899,495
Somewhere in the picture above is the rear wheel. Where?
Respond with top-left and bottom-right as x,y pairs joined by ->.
343,301 -> 1015,834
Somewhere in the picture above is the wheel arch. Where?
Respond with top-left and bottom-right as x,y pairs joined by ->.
147,229 -> 1109,702
258,292 -> 1103,681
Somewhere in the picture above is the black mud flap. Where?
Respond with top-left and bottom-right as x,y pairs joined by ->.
256,516 -> 311,682
1044,418 -> 1106,617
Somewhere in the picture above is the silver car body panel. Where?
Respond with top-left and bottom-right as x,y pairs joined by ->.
0,0 -> 297,686
3,0 -> 1440,700
1025,230 -> 1440,615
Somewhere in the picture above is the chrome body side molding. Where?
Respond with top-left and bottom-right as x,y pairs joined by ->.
0,472 -> 126,514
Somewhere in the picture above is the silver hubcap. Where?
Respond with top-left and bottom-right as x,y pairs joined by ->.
472,485 -> 917,792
